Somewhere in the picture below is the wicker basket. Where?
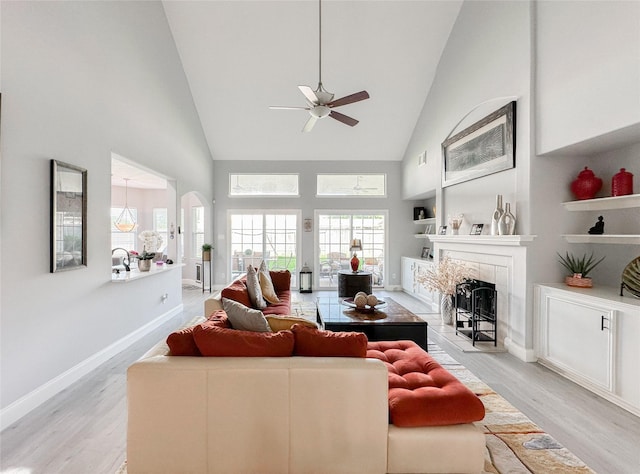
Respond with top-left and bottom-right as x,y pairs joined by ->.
565,275 -> 593,288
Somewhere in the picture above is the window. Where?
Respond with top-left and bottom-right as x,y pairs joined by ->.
317,174 -> 386,197
229,173 -> 299,196
110,207 -> 137,251
153,208 -> 168,253
317,211 -> 386,288
192,206 -> 204,258
229,211 -> 299,286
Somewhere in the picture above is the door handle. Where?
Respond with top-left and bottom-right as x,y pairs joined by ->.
601,315 -> 609,331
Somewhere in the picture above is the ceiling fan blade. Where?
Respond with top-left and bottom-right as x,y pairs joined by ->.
298,85 -> 319,105
329,110 -> 359,127
269,106 -> 310,110
302,116 -> 318,133
328,90 -> 370,108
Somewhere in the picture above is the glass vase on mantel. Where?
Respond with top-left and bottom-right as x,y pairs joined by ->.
498,202 -> 516,235
440,294 -> 455,325
491,194 -> 504,236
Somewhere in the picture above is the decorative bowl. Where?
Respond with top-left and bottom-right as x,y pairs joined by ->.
341,297 -> 387,312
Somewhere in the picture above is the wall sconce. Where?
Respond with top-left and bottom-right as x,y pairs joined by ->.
299,264 -> 312,293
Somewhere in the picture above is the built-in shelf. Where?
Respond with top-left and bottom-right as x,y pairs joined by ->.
426,235 -> 536,246
413,218 -> 436,225
562,194 -> 640,211
562,234 -> 640,245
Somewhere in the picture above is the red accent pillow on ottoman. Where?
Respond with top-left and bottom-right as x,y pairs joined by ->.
367,340 -> 485,427
292,324 -> 368,357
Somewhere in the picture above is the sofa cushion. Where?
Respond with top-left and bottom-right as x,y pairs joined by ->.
222,298 -> 271,332
166,311 -> 231,356
292,324 -> 368,357
220,279 -> 252,308
367,340 -> 485,427
193,324 -> 295,357
269,270 -> 291,293
259,261 -> 280,304
246,265 -> 267,309
266,315 -> 318,332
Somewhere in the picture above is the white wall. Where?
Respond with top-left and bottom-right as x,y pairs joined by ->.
402,0 -> 532,235
211,160 -> 417,290
0,1 -> 213,426
536,1 -> 640,155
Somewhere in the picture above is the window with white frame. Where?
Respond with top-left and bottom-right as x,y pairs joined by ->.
317,211 -> 386,288
192,206 -> 204,258
229,174 -> 299,196
229,211 -> 299,286
153,208 -> 168,253
316,174 -> 386,197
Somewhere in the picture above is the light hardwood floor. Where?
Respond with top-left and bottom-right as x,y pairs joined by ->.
1,288 -> 639,473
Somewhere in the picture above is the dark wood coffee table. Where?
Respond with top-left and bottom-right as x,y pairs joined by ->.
316,297 -> 428,350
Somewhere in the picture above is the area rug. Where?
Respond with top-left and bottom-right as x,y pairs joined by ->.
116,343 -> 594,474
428,343 -> 594,473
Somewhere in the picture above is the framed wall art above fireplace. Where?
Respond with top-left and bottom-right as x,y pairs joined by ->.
442,101 -> 516,187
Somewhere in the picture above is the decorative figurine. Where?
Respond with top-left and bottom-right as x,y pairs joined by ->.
588,216 -> 605,234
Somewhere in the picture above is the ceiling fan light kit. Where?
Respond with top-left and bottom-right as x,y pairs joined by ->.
269,0 -> 370,132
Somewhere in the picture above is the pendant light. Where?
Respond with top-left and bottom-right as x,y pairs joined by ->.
114,178 -> 136,232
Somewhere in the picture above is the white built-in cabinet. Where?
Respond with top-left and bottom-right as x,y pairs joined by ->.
401,257 -> 438,311
535,284 -> 640,416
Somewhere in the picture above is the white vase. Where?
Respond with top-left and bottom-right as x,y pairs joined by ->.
440,294 -> 455,325
491,194 -> 504,236
498,202 -> 516,235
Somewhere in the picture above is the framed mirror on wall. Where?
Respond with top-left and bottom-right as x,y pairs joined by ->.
50,160 -> 87,272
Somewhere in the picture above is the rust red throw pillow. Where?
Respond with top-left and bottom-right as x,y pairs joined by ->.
220,279 -> 252,308
292,324 -> 368,357
193,324 -> 294,357
268,270 -> 291,293
167,312 -> 230,356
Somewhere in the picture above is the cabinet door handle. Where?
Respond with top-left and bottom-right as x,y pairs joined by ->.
601,315 -> 609,331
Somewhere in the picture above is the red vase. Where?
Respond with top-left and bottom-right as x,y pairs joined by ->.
612,168 -> 634,196
350,254 -> 360,272
570,167 -> 602,200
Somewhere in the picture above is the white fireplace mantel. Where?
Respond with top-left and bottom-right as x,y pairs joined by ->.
431,234 -> 537,362
427,235 -> 536,246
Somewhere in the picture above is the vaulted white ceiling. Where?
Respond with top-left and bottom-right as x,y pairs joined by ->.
163,0 -> 462,161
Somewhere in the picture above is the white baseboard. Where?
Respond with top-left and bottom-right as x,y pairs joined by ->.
504,337 -> 537,362
0,304 -> 183,432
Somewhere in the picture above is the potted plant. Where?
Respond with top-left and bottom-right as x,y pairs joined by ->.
557,252 -> 605,288
202,243 -> 213,261
131,250 -> 155,272
416,256 -> 470,324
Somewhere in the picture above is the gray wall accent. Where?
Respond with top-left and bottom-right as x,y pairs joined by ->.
0,1 -> 213,414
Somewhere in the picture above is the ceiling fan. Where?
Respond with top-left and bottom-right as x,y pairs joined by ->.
269,0 -> 370,132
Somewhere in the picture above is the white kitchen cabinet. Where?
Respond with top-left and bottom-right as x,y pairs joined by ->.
535,284 -> 640,415
401,257 -> 438,311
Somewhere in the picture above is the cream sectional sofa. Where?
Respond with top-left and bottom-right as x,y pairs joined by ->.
127,322 -> 485,474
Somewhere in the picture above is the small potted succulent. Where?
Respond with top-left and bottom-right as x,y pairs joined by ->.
557,252 -> 605,288
202,243 -> 213,261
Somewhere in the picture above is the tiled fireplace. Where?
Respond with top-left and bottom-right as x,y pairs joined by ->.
429,235 -> 536,361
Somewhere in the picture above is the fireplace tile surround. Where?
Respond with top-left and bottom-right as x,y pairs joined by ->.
428,235 -> 537,361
